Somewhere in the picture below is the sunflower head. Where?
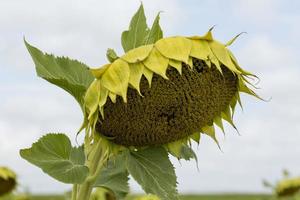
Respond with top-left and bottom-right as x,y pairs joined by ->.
0,167 -> 17,196
275,177 -> 300,197
82,4 -> 260,157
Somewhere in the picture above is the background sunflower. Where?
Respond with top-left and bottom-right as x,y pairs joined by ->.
0,167 -> 17,197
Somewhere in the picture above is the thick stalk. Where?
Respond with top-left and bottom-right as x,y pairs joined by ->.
71,184 -> 78,200
77,182 -> 93,200
76,140 -> 107,200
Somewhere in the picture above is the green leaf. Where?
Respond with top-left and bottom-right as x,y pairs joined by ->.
121,4 -> 149,52
145,12 -> 163,44
24,40 -> 94,108
20,133 -> 89,184
126,147 -> 179,200
94,153 -> 130,200
106,48 -> 119,63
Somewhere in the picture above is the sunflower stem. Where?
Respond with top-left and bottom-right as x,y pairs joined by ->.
76,139 -> 108,200
71,184 -> 78,200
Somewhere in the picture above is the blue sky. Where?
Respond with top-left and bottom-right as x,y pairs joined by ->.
1,0 -> 300,194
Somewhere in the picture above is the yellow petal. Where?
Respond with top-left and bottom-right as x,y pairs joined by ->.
101,59 -> 130,102
155,36 -> 191,63
209,56 -> 222,74
202,125 -> 220,148
188,27 -> 214,41
227,49 -> 255,76
202,125 -> 215,138
129,62 -> 144,95
188,57 -> 193,69
121,44 -> 153,63
201,28 -> 214,40
190,39 -> 221,72
99,106 -> 104,119
221,106 -> 235,128
90,64 -> 110,79
239,77 -> 262,100
236,92 -> 243,109
205,60 -> 211,68
214,115 -> 225,134
99,84 -> 109,118
108,92 -> 117,103
143,47 -> 169,79
190,39 -> 210,60
99,84 -> 108,107
84,80 -> 101,119
142,66 -> 153,87
208,40 -> 240,74
190,132 -> 201,144
167,140 -> 183,158
169,59 -> 182,74
230,94 -> 238,116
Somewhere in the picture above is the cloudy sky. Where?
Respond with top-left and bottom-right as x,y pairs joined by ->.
1,0 -> 300,195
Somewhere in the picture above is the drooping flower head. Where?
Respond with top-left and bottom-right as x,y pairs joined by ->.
83,5 -> 261,156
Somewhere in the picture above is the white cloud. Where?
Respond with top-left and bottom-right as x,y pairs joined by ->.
232,0 -> 280,25
237,35 -> 300,106
0,0 -> 183,69
0,83 -> 84,193
238,36 -> 296,70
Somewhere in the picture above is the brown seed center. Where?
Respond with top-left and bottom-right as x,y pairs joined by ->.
96,58 -> 238,146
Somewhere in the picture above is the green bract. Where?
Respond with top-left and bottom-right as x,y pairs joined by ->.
0,167 -> 17,196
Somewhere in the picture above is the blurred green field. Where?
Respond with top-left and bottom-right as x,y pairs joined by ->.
29,194 -> 272,200
128,194 -> 273,200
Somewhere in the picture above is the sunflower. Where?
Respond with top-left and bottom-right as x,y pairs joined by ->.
22,4 -> 261,200
83,26 -> 260,156
0,167 -> 17,196
276,177 -> 300,197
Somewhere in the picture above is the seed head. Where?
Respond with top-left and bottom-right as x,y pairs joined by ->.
84,33 -> 260,150
97,59 -> 237,146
